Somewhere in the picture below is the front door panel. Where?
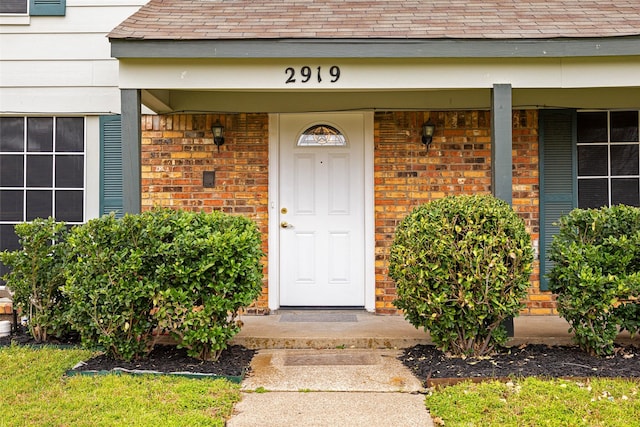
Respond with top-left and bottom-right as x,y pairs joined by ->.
279,113 -> 365,306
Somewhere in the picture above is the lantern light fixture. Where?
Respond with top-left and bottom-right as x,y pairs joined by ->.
421,120 -> 436,149
211,122 -> 225,152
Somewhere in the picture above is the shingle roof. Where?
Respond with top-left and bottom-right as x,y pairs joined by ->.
109,0 -> 640,40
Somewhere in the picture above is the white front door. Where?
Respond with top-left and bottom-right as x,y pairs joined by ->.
278,113 -> 366,307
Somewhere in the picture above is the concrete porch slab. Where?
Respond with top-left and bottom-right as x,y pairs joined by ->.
230,311 -> 638,350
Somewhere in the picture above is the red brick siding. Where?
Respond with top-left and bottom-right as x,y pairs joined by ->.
142,110 -> 553,315
374,110 -> 550,315
141,113 -> 270,313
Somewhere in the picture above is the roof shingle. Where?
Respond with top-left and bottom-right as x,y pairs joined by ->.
109,0 -> 640,40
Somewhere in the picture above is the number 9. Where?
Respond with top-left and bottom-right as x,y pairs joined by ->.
301,66 -> 311,83
330,66 -> 340,82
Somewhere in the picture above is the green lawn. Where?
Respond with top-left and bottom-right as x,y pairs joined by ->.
426,377 -> 640,427
5,345 -> 640,426
0,345 -> 240,427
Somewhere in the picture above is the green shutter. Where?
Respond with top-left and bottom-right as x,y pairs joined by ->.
539,110 -> 577,290
29,0 -> 65,16
100,115 -> 124,218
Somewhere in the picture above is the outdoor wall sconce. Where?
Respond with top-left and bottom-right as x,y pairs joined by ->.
421,120 -> 436,149
211,122 -> 225,152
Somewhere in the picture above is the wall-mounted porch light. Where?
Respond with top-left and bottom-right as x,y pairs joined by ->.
211,122 -> 225,152
421,120 -> 436,149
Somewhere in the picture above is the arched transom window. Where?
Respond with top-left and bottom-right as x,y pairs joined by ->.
297,124 -> 346,146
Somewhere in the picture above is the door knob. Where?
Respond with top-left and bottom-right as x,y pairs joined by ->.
280,221 -> 293,229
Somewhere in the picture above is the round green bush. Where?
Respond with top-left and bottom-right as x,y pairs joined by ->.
548,205 -> 640,356
390,194 -> 533,356
63,209 -> 264,361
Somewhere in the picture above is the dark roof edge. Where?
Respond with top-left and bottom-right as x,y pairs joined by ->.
110,35 -> 640,59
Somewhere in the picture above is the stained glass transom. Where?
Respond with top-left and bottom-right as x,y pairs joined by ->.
297,124 -> 346,146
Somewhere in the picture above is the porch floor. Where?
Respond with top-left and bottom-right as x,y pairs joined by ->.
229,310 -> 637,350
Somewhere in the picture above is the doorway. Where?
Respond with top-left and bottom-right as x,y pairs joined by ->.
272,112 -> 373,308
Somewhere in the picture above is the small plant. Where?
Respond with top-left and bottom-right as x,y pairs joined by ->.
0,218 -> 73,342
390,194 -> 533,356
548,205 -> 640,356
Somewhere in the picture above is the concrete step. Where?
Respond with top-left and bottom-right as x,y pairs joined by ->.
230,310 -> 584,350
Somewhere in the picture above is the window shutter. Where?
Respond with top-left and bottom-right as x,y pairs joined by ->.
100,115 -> 124,218
539,110 -> 576,290
29,0 -> 65,16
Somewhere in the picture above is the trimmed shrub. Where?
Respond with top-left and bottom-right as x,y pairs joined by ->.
64,213 -> 162,360
151,210 -> 264,361
548,205 -> 640,356
390,194 -> 533,356
63,209 -> 263,361
0,218 -> 73,342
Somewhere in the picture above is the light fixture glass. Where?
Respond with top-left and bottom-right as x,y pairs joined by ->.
211,122 -> 225,152
422,120 -> 436,148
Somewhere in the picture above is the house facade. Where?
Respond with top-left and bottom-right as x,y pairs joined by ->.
0,0 -> 148,284
2,0 -> 640,316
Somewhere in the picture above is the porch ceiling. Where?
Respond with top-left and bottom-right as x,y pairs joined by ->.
142,87 -> 640,114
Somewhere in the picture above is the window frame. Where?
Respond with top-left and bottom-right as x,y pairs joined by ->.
0,0 -> 28,15
0,0 -> 66,19
576,110 -> 640,208
0,116 -> 87,225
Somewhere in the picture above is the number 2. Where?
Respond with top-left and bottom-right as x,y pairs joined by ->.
285,67 -> 296,83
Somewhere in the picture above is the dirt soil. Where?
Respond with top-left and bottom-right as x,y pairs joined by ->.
400,344 -> 640,384
1,326 -> 254,377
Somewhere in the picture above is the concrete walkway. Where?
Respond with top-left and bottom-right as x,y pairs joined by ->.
227,348 -> 432,427
226,312 -> 636,426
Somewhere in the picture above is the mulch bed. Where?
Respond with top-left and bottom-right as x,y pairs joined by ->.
400,343 -> 640,387
5,326 -> 640,382
1,325 -> 254,377
75,345 -> 254,376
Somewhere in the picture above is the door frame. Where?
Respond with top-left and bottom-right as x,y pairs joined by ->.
268,111 -> 375,312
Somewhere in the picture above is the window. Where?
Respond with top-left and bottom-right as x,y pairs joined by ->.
540,109 -> 640,290
297,124 -> 346,146
0,0 -> 66,16
0,116 -> 85,279
577,111 -> 640,208
0,0 -> 27,14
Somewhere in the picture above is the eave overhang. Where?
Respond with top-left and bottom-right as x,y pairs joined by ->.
110,35 -> 640,60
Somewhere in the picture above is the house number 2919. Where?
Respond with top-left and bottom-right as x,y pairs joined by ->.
285,66 -> 341,84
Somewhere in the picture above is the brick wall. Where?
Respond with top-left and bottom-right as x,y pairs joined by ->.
141,113 -> 271,312
374,110 -> 552,315
142,110 -> 554,315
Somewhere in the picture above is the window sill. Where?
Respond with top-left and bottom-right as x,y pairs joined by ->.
0,15 -> 30,25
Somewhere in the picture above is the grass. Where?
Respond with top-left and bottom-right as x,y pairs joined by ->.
426,377 -> 640,427
0,345 -> 241,427
5,345 -> 640,426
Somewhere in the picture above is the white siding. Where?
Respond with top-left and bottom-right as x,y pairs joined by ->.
0,1 -> 146,224
0,0 -> 147,114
